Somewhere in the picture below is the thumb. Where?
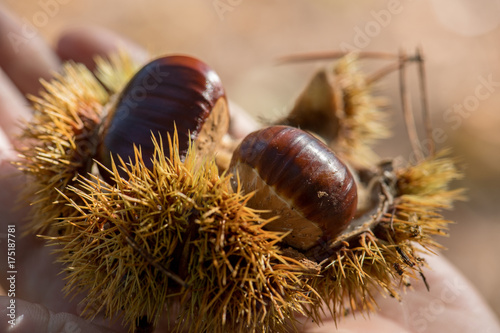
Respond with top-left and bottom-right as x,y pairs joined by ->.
0,297 -> 119,333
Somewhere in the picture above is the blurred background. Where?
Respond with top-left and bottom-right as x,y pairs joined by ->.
2,0 -> 499,320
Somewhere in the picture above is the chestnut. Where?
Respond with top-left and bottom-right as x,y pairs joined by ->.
229,125 -> 358,250
97,55 -> 229,180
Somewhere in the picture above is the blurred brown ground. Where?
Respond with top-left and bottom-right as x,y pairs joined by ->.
3,0 -> 500,319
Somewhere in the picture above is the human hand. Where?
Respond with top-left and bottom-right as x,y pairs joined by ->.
0,4 -> 146,332
297,252 -> 500,333
0,4 -> 499,333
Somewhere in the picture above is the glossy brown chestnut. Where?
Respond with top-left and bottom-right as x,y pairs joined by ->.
98,55 -> 229,180
229,126 -> 358,250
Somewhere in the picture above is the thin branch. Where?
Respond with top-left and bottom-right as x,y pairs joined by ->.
366,62 -> 400,86
276,51 -> 398,65
399,49 -> 424,162
366,53 -> 422,85
416,46 -> 434,157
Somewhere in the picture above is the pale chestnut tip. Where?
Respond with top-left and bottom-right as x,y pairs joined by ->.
96,55 -> 229,181
229,125 -> 358,250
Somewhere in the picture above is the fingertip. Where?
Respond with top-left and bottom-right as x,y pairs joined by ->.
0,297 -> 50,333
56,26 -> 148,70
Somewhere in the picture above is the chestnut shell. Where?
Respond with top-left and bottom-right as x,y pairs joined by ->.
98,55 -> 226,177
229,125 -> 358,250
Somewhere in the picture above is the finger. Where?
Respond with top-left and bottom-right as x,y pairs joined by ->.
0,5 -> 60,96
0,162 -> 26,226
375,253 -> 500,332
300,314 -> 411,333
0,297 -> 121,333
0,127 -> 15,161
56,26 -> 148,70
0,67 -> 32,139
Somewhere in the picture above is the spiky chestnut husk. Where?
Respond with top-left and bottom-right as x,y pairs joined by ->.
49,137 -> 463,333
15,52 -> 465,332
49,134 -> 319,332
16,52 -> 140,235
277,53 -> 390,169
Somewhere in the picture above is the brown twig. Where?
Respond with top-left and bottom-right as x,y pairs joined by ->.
416,46 -> 434,157
365,52 -> 418,84
366,61 -> 401,85
276,50 -> 398,64
399,49 -> 424,162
